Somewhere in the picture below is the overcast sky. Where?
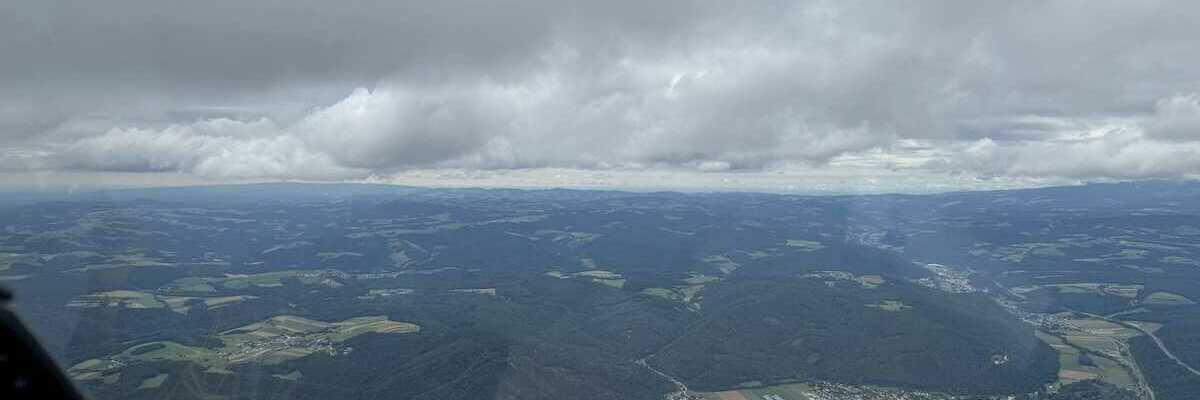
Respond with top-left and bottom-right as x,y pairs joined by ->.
2,0 -> 1199,193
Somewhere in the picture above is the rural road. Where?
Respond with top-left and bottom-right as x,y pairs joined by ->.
1118,339 -> 1156,400
636,358 -> 693,398
1128,322 -> 1200,377
1080,311 -> 1200,377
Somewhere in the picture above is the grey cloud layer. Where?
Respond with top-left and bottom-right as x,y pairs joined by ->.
3,1 -> 1200,183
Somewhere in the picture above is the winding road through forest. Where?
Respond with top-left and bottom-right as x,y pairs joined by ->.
1080,311 -> 1200,378
1127,321 -> 1200,377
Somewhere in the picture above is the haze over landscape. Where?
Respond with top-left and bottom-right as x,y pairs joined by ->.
4,2 -> 1200,400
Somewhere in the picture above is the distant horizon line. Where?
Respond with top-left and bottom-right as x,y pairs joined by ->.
1,178 -> 1196,199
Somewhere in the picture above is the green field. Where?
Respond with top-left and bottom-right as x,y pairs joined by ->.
698,381 -> 952,400
69,291 -> 255,313
702,255 -> 740,274
68,253 -> 173,272
1142,291 -> 1195,305
785,239 -> 825,251
273,370 -> 302,381
701,383 -> 812,400
137,373 -> 169,389
801,270 -> 886,289
69,315 -> 421,382
1036,323 -> 1138,389
357,288 -> 415,299
866,300 -> 911,312
330,316 -> 420,341
548,269 -> 627,289
162,270 -> 343,293
0,252 -> 42,272
1011,283 -> 1144,300
67,290 -> 166,309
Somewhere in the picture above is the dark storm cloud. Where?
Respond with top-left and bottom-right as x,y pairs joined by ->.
2,1 -> 1200,182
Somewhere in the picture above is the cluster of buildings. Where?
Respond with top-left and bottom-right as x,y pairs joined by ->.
663,390 -> 701,400
800,381 -> 965,400
221,334 -> 348,363
914,263 -> 978,293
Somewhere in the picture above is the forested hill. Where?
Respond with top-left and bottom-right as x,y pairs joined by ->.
8,181 -> 1200,399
